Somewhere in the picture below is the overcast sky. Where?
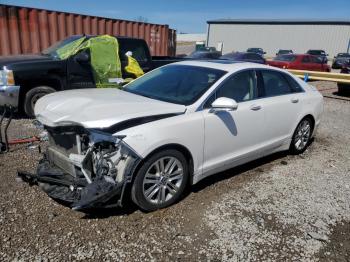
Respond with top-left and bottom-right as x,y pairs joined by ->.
3,0 -> 350,33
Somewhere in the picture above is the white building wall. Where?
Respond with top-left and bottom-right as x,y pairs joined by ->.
207,23 -> 350,57
177,33 -> 206,42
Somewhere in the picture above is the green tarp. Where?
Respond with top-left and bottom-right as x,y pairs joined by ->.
56,35 -> 122,88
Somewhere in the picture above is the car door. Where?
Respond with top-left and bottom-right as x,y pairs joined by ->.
309,56 -> 324,71
66,49 -> 96,89
256,69 -> 304,149
201,69 -> 266,175
300,56 -> 312,70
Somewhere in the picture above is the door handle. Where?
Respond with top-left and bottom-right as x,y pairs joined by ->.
291,98 -> 299,103
250,104 -> 262,111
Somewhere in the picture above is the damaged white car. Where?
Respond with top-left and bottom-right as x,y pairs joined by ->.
18,61 -> 323,212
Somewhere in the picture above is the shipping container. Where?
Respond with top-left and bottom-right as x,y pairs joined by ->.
0,4 -> 176,56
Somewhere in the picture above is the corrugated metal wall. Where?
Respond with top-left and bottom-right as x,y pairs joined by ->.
0,4 -> 176,56
208,23 -> 350,57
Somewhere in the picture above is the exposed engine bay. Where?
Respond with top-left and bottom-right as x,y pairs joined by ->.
18,125 -> 140,211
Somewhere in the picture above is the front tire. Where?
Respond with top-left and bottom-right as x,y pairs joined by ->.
24,86 -> 56,117
289,117 -> 313,154
131,149 -> 189,212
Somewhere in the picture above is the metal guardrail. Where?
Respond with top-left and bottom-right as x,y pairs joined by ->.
288,69 -> 350,84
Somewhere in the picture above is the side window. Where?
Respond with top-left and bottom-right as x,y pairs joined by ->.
283,74 -> 304,93
203,94 -> 216,108
302,56 -> 310,63
261,70 -> 292,97
245,53 -> 252,59
310,56 -> 322,64
247,53 -> 259,60
216,70 -> 257,102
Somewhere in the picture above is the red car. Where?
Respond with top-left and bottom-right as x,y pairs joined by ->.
268,54 -> 331,72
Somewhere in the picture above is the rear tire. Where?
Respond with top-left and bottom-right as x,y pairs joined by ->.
131,149 -> 189,212
24,86 -> 56,117
289,117 -> 313,154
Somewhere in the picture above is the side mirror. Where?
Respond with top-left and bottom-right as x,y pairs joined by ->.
75,52 -> 90,63
211,97 -> 238,111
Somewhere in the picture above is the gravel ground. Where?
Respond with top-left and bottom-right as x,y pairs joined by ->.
0,81 -> 349,261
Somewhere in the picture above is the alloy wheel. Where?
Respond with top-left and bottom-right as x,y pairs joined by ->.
294,119 -> 311,151
142,156 -> 184,204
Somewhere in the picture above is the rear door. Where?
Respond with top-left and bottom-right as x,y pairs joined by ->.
256,69 -> 305,148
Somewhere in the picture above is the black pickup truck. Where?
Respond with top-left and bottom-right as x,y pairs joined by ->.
0,35 -> 182,117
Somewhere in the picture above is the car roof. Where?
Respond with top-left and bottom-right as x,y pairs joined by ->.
173,60 -> 278,73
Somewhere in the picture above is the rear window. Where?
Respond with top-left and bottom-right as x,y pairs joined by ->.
307,50 -> 325,55
118,39 -> 148,62
274,55 -> 296,62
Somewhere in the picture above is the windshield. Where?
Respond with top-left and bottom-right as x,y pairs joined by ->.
220,53 -> 243,60
274,55 -> 296,62
247,48 -> 262,53
123,65 -> 226,105
278,50 -> 292,54
41,36 -> 84,58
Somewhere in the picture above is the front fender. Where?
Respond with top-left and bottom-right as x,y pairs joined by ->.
119,112 -> 205,176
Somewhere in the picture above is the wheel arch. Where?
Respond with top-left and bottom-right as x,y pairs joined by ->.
301,114 -> 315,132
132,143 -> 194,184
18,76 -> 63,112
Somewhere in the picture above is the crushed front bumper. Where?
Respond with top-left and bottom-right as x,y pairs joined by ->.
17,129 -> 141,212
0,85 -> 20,109
18,159 -> 125,211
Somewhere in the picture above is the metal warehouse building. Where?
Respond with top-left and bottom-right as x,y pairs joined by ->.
207,19 -> 350,57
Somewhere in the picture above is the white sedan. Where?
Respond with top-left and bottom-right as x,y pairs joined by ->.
19,61 -> 323,212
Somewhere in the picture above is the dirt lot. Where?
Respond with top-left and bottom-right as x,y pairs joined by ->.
0,81 -> 349,261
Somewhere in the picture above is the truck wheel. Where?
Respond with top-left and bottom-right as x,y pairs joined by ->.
131,149 -> 189,212
24,86 -> 56,117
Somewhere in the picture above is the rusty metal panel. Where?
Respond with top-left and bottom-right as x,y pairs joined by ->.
0,5 -> 11,55
38,10 -> 49,50
28,9 -> 40,53
0,4 -> 176,56
48,11 -> 58,44
8,7 -> 21,54
18,8 -> 31,53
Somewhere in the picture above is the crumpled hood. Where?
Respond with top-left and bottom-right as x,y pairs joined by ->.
35,88 -> 186,129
